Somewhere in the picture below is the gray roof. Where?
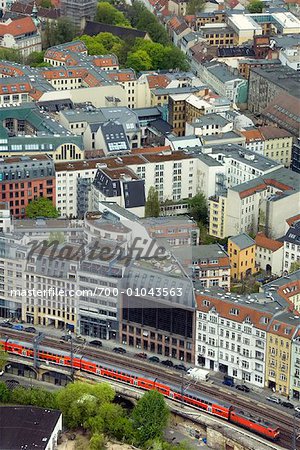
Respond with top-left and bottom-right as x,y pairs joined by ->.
229,233 -> 255,249
251,66 -> 300,98
209,144 -> 281,172
283,220 -> 300,245
203,61 -> 244,83
101,122 -> 130,153
271,34 -> 300,49
231,167 -> 300,195
202,131 -> 245,145
152,86 -> 200,96
191,113 -> 231,128
141,216 -> 196,226
173,243 -> 229,264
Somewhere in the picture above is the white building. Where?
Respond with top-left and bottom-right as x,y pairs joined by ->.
255,232 -> 283,276
55,159 -> 101,218
283,220 -> 300,274
196,292 -> 270,388
0,203 -> 12,233
0,17 -> 42,58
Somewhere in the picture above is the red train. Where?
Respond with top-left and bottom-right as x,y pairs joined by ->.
1,338 -> 280,442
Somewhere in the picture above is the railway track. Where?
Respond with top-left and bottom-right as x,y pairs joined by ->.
2,329 -> 299,448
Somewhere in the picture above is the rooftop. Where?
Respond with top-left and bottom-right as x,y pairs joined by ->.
0,406 -> 61,450
229,232 -> 255,249
251,66 -> 300,98
255,232 -> 283,251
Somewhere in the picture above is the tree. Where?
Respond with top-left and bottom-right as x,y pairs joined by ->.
289,261 -> 300,274
95,2 -> 130,26
0,344 -> 7,373
187,192 -> 208,223
186,0 -> 205,14
126,49 -> 152,72
78,35 -> 107,55
247,0 -> 263,12
0,382 -> 10,403
128,2 -> 169,46
0,48 -> 21,63
89,433 -> 106,450
132,391 -> 169,446
43,18 -> 76,49
145,187 -> 160,218
26,51 -> 45,67
40,0 -> 52,7
56,381 -> 115,429
26,197 -> 59,219
160,46 -> 189,71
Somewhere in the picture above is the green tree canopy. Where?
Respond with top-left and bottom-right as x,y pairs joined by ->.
187,192 -> 208,223
247,0 -> 263,12
95,2 -> 130,26
289,261 -> 300,274
56,381 -> 115,429
128,1 -> 169,46
43,18 -> 76,48
26,51 -> 45,67
26,197 -> 59,219
89,433 -> 106,450
0,48 -> 21,63
132,391 -> 169,446
145,186 -> 160,218
0,382 -> 10,403
10,387 -> 57,408
0,344 -> 8,372
126,49 -> 152,72
186,0 -> 205,14
40,0 -> 53,8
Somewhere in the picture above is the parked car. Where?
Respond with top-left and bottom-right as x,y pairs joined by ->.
113,347 -> 126,354
89,340 -> 102,348
12,324 -> 24,331
135,353 -> 147,359
0,321 -> 13,328
60,335 -> 72,342
236,385 -> 250,393
174,364 -> 187,372
25,327 -> 36,333
281,401 -> 294,409
223,375 -> 234,387
266,395 -> 281,404
148,356 -> 160,363
161,360 -> 173,367
295,406 -> 300,413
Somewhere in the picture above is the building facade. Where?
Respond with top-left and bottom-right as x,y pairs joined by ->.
228,233 -> 256,280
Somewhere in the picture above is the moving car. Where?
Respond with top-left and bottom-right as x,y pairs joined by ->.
12,324 -> 24,331
148,356 -> 160,363
25,327 -> 36,333
281,401 -> 294,409
135,353 -> 147,359
161,360 -> 173,367
236,385 -> 250,393
89,340 -> 102,348
266,396 -> 281,404
174,364 -> 187,371
60,335 -> 72,342
113,347 -> 126,354
0,321 -> 13,328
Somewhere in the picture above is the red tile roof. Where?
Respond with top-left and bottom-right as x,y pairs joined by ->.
147,74 -> 170,89
286,214 -> 300,226
259,125 -> 293,140
255,232 -> 283,252
240,129 -> 263,143
0,17 -> 37,37
132,145 -> 171,154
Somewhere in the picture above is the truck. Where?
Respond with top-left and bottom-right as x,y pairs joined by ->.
187,367 -> 210,382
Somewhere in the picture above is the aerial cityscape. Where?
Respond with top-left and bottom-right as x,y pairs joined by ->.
0,0 -> 299,448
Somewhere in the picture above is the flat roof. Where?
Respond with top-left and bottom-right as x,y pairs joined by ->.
0,406 -> 61,450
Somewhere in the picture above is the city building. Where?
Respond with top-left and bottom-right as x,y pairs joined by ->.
292,139 -> 300,174
173,243 -> 231,290
228,233 -> 256,280
140,216 -> 199,247
0,103 -> 84,161
60,0 -> 97,30
210,168 -> 300,239
195,290 -> 271,388
259,126 -> 293,168
55,159 -> 102,219
265,312 -> 298,396
248,66 -> 300,114
290,330 -> 300,400
283,220 -> 300,274
0,406 -> 62,450
0,155 -> 55,219
255,232 -> 283,276
0,17 -> 42,57
198,61 -> 248,105
0,203 -> 12,233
